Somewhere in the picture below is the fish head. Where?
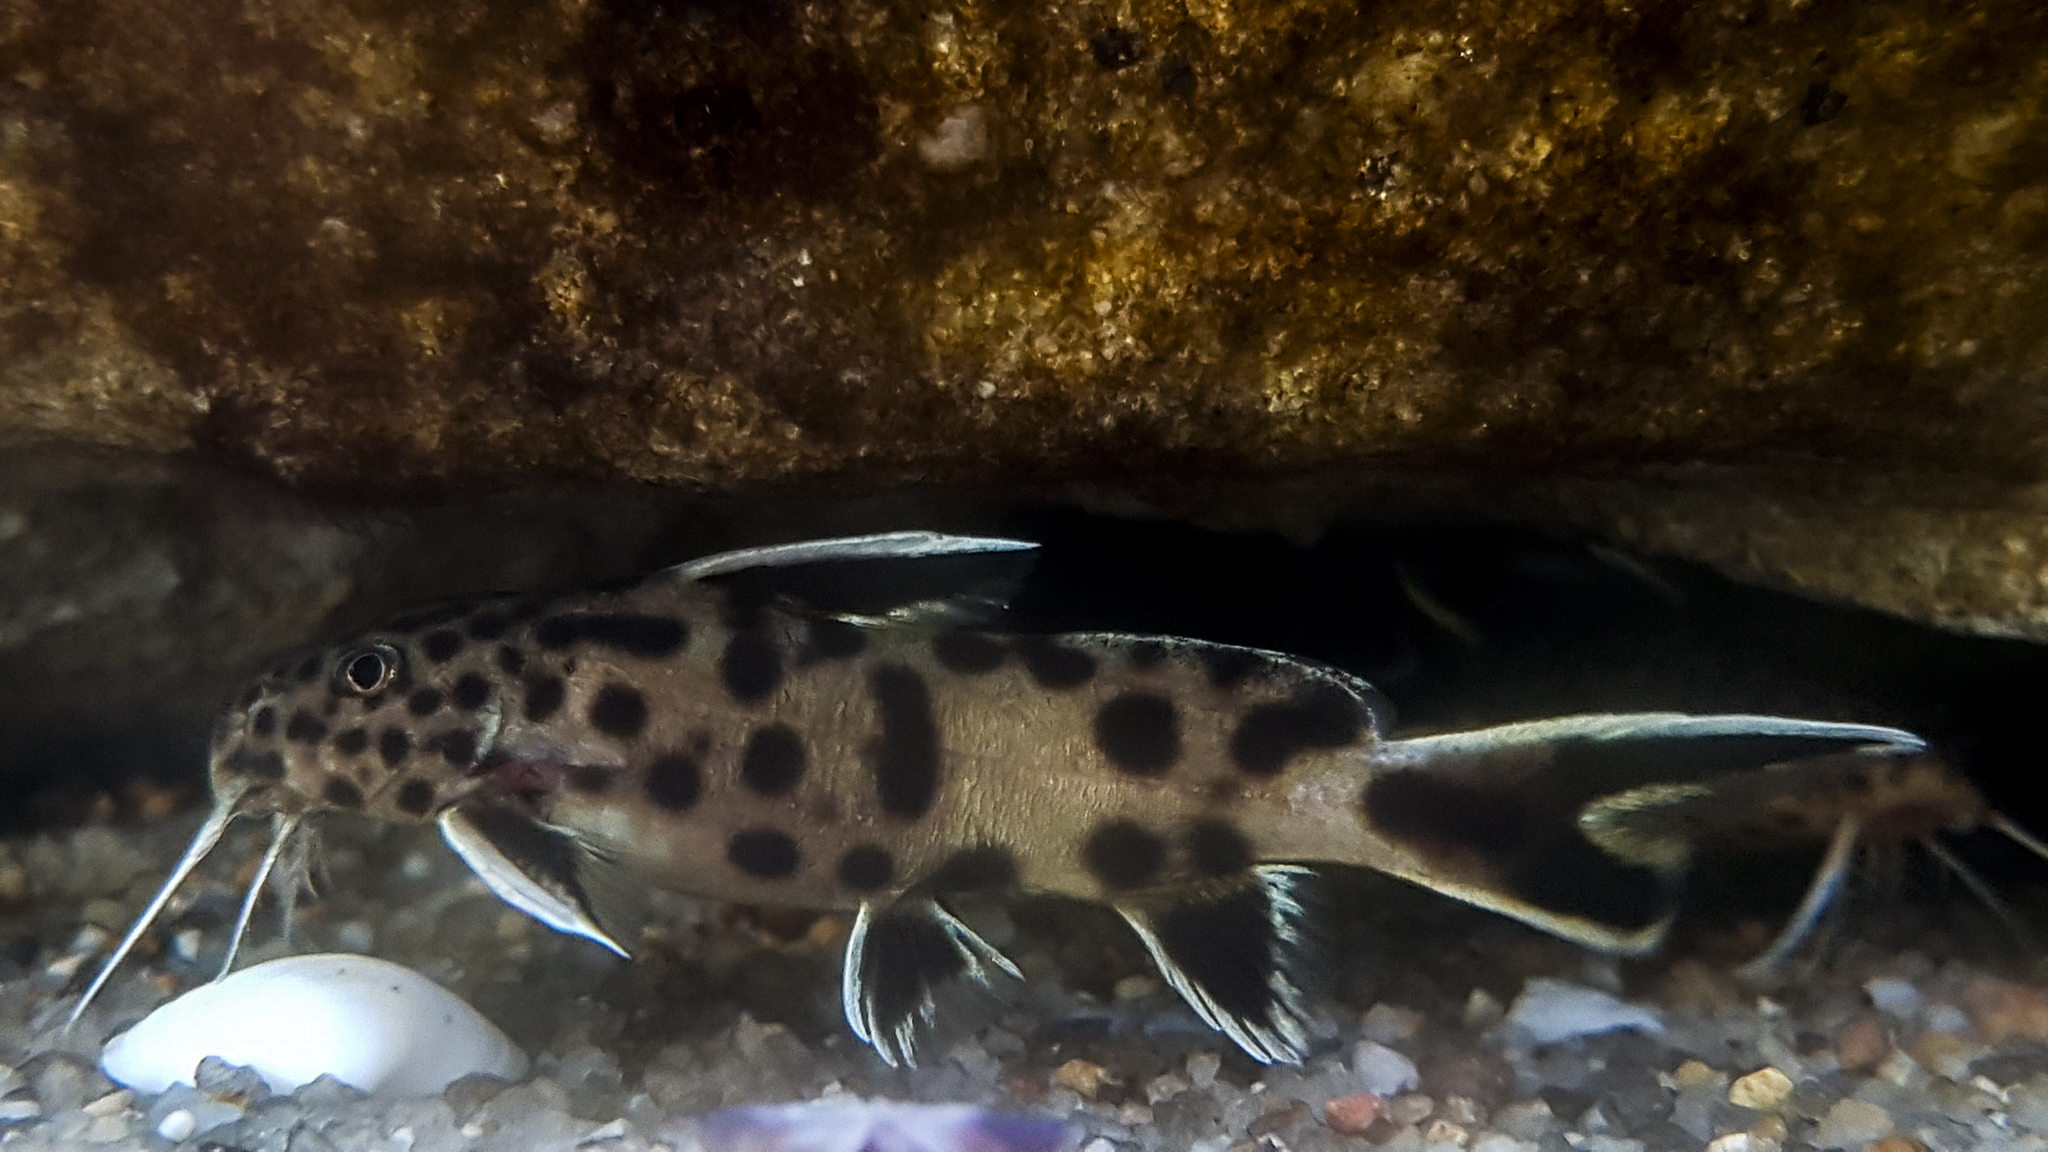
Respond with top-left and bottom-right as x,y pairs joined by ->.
211,605 -> 519,825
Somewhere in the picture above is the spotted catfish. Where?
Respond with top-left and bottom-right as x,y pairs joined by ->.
74,533 -> 1926,1065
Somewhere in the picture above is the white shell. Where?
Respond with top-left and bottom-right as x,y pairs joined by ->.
100,953 -> 528,1097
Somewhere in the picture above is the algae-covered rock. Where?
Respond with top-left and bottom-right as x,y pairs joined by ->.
0,0 -> 2043,632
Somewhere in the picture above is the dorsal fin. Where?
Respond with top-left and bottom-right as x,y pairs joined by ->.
670,532 -> 1040,629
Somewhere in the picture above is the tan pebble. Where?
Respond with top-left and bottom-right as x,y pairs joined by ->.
1388,1093 -> 1437,1125
1706,1135 -> 1754,1152
1838,1017 -> 1891,1072
1963,978 -> 2048,1044
1909,1032 -> 1980,1079
1860,1138 -> 1927,1152
1424,1119 -> 1471,1147
1750,1115 -> 1789,1142
1441,1095 -> 1482,1124
1117,1101 -> 1152,1126
1673,1059 -> 1719,1089
1729,1067 -> 1794,1111
1054,1058 -> 1114,1099
1113,974 -> 1159,1001
1324,1092 -> 1385,1135
805,915 -> 849,948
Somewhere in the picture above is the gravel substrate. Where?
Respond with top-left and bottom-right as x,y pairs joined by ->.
5,810 -> 2048,1151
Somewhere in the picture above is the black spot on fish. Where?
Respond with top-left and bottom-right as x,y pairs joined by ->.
395,777 -> 436,817
378,728 -> 412,767
294,655 -> 322,683
452,673 -> 492,712
1229,685 -> 1366,776
523,676 -> 565,723
837,845 -> 895,892
536,613 -> 689,659
867,665 -> 940,817
358,693 -> 388,712
407,689 -> 445,718
251,706 -> 277,738
590,683 -> 649,739
720,631 -> 784,704
728,828 -> 801,879
229,748 -> 286,782
925,845 -> 1017,892
1128,640 -> 1168,668
286,710 -> 329,744
798,617 -> 868,664
1202,647 -> 1260,689
1093,692 -> 1181,776
932,632 -> 1006,674
1016,637 -> 1097,689
1084,820 -> 1166,889
741,724 -> 807,796
1187,820 -> 1252,877
421,629 -> 465,664
466,610 -> 513,642
322,777 -> 365,809
645,752 -> 702,811
333,727 -> 371,757
717,583 -> 772,631
496,646 -> 527,677
566,764 -> 615,795
431,728 -> 479,767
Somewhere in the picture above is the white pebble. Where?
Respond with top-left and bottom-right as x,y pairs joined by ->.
1505,978 -> 1663,1046
0,1099 -> 40,1122
155,1109 -> 197,1141
1353,1039 -> 1421,1095
1863,977 -> 1922,1020
100,953 -> 528,1097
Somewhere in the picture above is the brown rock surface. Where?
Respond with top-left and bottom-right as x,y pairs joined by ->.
0,0 -> 2044,631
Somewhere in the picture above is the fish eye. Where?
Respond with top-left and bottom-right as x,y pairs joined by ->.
336,645 -> 401,695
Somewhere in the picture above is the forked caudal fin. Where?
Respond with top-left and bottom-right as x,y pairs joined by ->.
1362,714 -> 1927,956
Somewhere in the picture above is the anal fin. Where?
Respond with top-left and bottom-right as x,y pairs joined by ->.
842,898 -> 1021,1068
1116,865 -> 1323,1065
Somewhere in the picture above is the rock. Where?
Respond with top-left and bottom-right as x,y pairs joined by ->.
1504,979 -> 1663,1046
1812,1099 -> 1893,1150
1729,1068 -> 1794,1112
1324,1093 -> 1385,1136
1837,1017 -> 1892,1073
0,0 -> 2044,639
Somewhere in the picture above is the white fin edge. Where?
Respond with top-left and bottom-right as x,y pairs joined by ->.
841,899 -> 1021,1068
69,798 -> 242,1025
1378,714 -> 1927,769
668,531 -> 1038,583
437,809 -> 631,959
1117,865 -> 1319,1066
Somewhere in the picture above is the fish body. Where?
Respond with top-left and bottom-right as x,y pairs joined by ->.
1581,749 -> 2048,980
82,533 -> 1928,1065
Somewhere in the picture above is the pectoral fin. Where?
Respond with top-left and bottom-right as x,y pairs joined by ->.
841,898 -> 1021,1068
1115,865 -> 1323,1065
438,800 -> 640,958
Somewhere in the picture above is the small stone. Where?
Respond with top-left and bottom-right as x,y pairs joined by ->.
1353,1040 -> 1421,1095
0,1099 -> 41,1122
1964,978 -> 2048,1044
1145,1073 -> 1189,1104
1113,974 -> 1159,1001
1324,1092 -> 1385,1135
1706,1135 -> 1755,1152
1813,1099 -> 1893,1149
1423,1119 -> 1470,1148
1909,1032 -> 1983,1081
1860,1139 -> 1926,1152
1117,1101 -> 1152,1126
1054,1058 -> 1113,1099
1505,978 -> 1662,1045
1492,1099 -> 1555,1140
1462,989 -> 1505,1028
1576,1138 -> 1645,1152
1838,1017 -> 1891,1072
1729,1068 -> 1794,1111
1186,1052 -> 1221,1090
1362,1003 -> 1426,1044
1388,1094 -> 1435,1125
155,1109 -> 197,1141
1672,1060 -> 1720,1089
1472,1135 -> 1530,1152
1863,978 -> 1922,1020
1441,1096 -> 1482,1125
1873,1049 -> 1930,1091
81,1089 -> 131,1116
83,1114 -> 131,1143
